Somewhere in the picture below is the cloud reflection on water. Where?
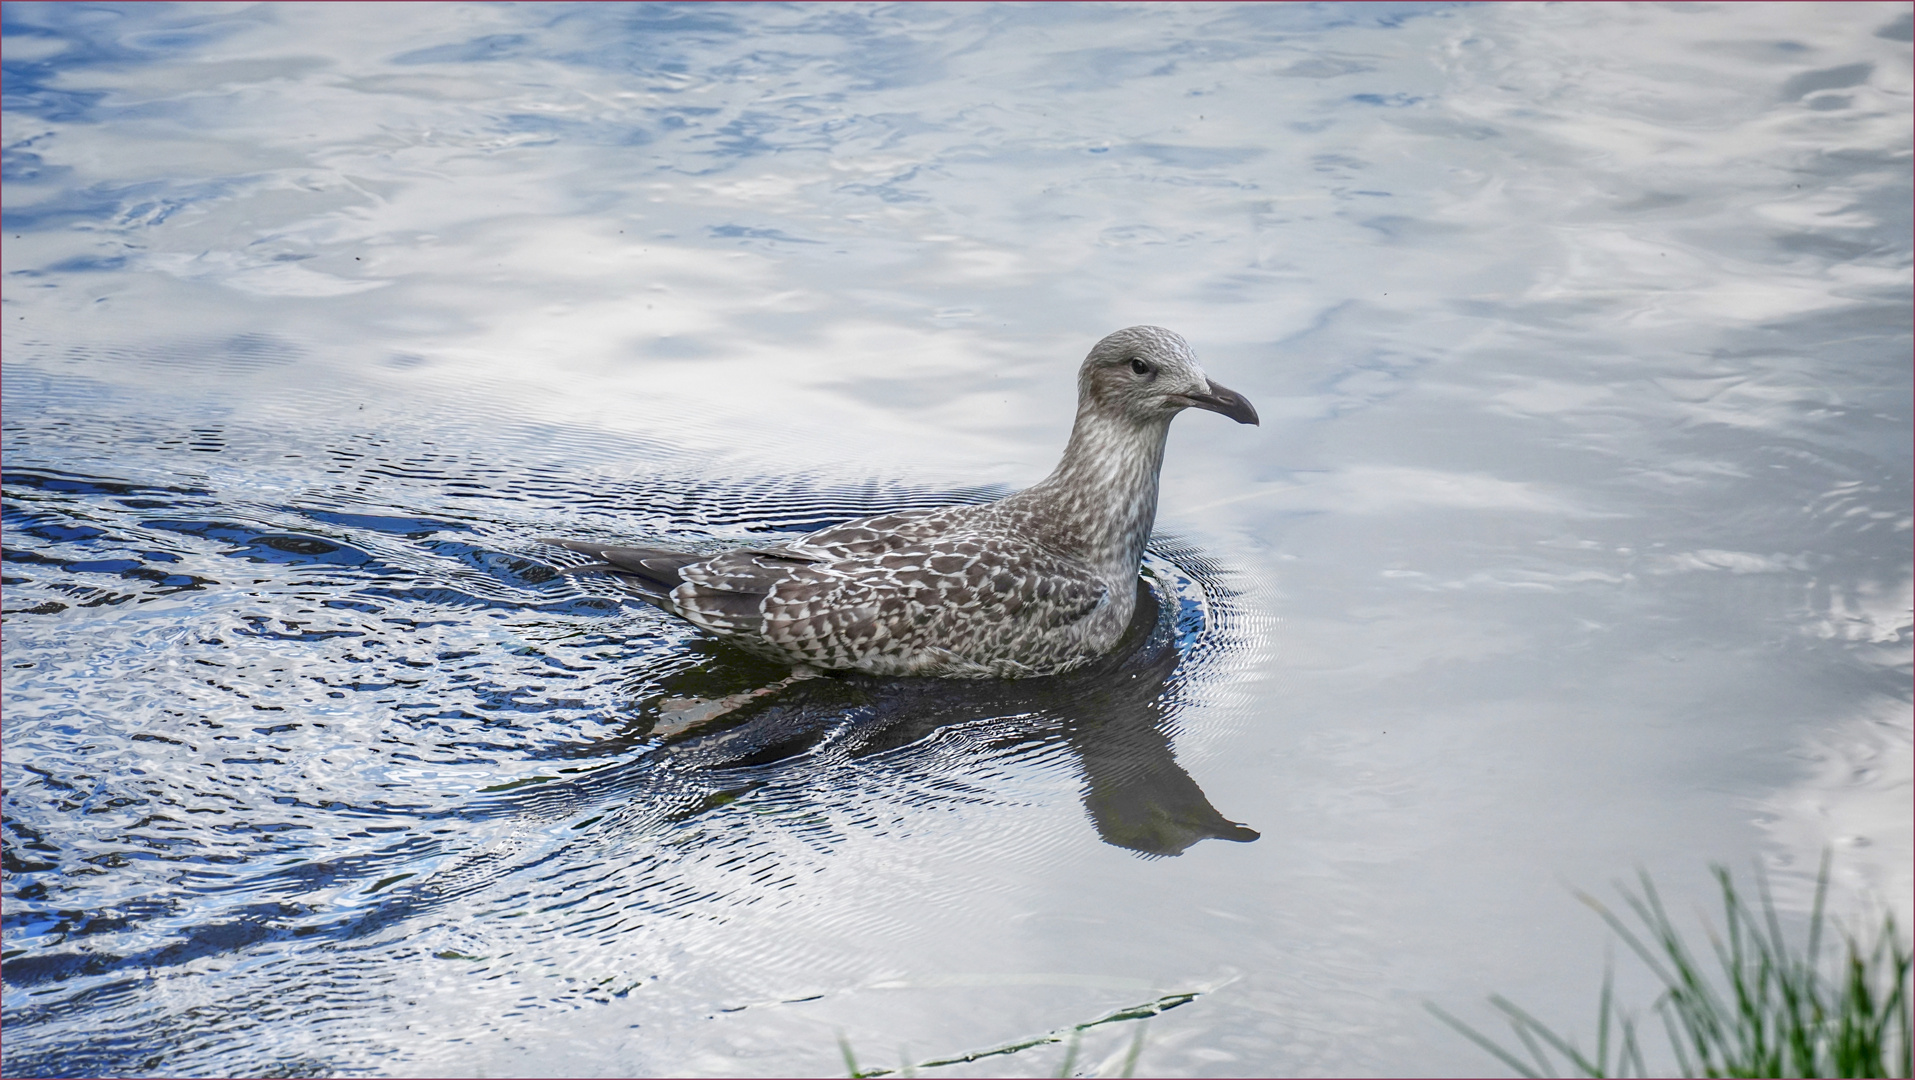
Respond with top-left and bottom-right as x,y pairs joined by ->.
3,2 -> 1909,1076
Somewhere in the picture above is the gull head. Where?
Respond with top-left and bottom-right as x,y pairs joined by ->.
1078,325 -> 1259,428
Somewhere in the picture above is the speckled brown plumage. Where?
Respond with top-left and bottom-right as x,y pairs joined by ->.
544,326 -> 1257,677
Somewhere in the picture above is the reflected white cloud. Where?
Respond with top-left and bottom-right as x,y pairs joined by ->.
1195,465 -> 1590,517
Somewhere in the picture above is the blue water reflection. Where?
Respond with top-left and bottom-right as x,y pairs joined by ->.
4,2 -> 1910,1076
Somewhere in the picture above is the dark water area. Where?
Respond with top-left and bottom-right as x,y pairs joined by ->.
3,3 -> 1910,1076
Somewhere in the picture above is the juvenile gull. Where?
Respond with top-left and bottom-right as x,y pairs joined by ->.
544,326 -> 1257,678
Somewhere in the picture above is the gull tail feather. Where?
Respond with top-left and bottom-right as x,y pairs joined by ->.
539,538 -> 705,599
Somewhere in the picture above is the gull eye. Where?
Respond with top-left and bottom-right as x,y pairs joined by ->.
1129,358 -> 1153,377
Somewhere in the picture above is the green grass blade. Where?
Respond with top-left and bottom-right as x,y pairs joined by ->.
1654,993 -> 1697,1079
1492,998 -> 1565,1077
1055,1030 -> 1079,1078
1597,963 -> 1614,1076
1618,1011 -> 1647,1079
1492,993 -> 1616,1077
1425,1002 -> 1546,1078
1119,1021 -> 1147,1078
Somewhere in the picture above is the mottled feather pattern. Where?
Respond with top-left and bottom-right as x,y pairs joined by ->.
666,505 -> 1111,677
543,326 -> 1257,678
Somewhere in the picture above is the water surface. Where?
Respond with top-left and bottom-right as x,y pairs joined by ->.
3,3 -> 1910,1076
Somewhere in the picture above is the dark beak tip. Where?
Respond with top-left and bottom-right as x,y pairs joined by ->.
1195,378 -> 1258,426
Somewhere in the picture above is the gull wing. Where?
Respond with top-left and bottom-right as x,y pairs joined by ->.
681,535 -> 1110,670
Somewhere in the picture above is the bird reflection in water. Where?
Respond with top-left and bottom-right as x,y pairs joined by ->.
563,572 -> 1258,858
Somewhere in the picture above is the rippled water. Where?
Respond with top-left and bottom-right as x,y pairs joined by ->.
3,3 -> 1910,1077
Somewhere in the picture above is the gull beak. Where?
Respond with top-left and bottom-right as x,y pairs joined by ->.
1179,378 -> 1259,426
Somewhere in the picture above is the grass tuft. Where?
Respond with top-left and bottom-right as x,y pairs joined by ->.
1430,852 -> 1912,1078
